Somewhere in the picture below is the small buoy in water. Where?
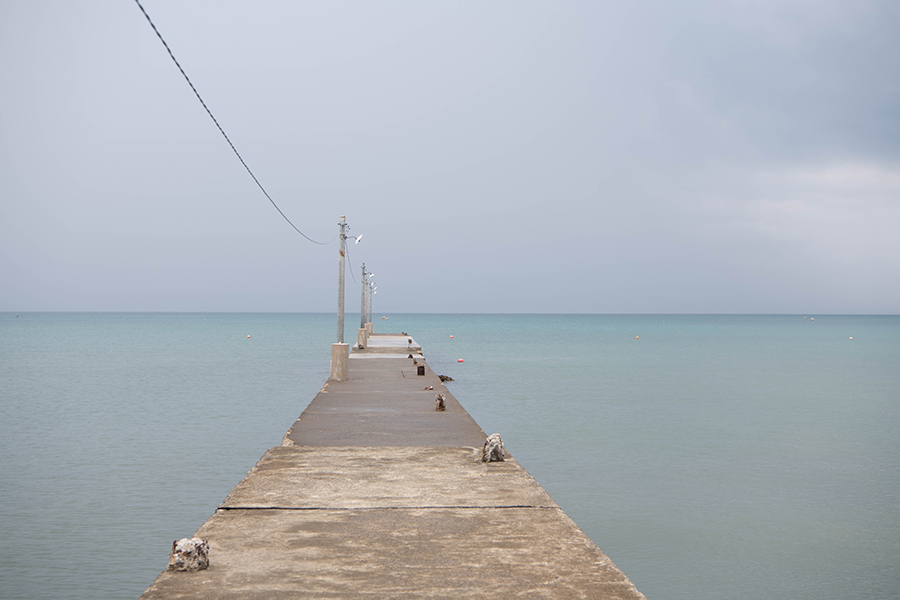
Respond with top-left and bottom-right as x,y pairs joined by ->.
849,337 -> 853,340
636,336 -> 639,340
450,335 -> 453,338
458,358 -> 464,362
811,318 -> 814,321
247,335 -> 250,338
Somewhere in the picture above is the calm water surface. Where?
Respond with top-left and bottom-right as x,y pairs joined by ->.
1,313 -> 898,599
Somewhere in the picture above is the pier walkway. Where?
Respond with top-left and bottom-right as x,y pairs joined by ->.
140,333 -> 645,599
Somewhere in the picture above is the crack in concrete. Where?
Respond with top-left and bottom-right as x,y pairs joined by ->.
218,505 -> 559,511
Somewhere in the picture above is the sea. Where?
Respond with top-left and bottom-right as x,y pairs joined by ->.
1,312 -> 898,600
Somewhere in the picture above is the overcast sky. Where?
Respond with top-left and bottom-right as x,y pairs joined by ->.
1,1 -> 898,313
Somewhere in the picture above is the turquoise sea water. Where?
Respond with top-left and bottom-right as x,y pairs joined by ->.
1,313 -> 898,599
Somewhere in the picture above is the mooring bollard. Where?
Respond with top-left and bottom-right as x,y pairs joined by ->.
166,538 -> 210,572
482,433 -> 506,462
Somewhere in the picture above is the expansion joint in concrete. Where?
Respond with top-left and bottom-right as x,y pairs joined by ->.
217,505 -> 559,512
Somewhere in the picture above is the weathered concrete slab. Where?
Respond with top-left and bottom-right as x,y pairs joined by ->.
354,333 -> 422,354
344,367 -> 409,380
325,359 -> 434,382
140,507 -> 643,600
284,359 -> 487,447
302,390 -> 467,414
221,446 -> 555,509
349,352 -> 422,359
283,411 -> 487,447
347,355 -> 424,367
320,377 -> 440,392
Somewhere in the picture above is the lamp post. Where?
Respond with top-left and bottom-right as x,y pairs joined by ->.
368,276 -> 375,333
336,216 -> 347,344
360,263 -> 367,330
330,216 -> 360,380
369,282 -> 376,330
357,263 -> 368,349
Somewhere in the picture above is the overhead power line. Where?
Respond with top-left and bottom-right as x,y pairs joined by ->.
133,0 -> 333,245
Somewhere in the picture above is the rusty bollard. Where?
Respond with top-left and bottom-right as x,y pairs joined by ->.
482,433 -> 506,462
435,393 -> 446,411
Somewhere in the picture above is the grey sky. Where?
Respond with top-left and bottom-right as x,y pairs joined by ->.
1,1 -> 898,313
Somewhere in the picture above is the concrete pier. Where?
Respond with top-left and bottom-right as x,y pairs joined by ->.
140,333 -> 645,599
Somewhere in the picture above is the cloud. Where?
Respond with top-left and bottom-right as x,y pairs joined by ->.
1,1 -> 898,312
705,162 -> 900,259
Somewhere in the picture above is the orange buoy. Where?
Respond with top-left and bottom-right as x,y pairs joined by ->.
247,335 -> 250,338
636,336 -> 639,340
849,337 -> 853,340
450,335 -> 453,338
457,358 -> 464,362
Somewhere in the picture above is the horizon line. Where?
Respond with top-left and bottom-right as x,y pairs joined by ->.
3,311 -> 898,317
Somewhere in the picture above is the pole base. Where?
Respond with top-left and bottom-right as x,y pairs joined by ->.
329,343 -> 350,381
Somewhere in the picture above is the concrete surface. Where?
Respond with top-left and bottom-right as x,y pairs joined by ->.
140,507 -> 641,600
219,446 -> 555,509
283,356 -> 487,447
353,332 -> 422,354
139,332 -> 646,600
